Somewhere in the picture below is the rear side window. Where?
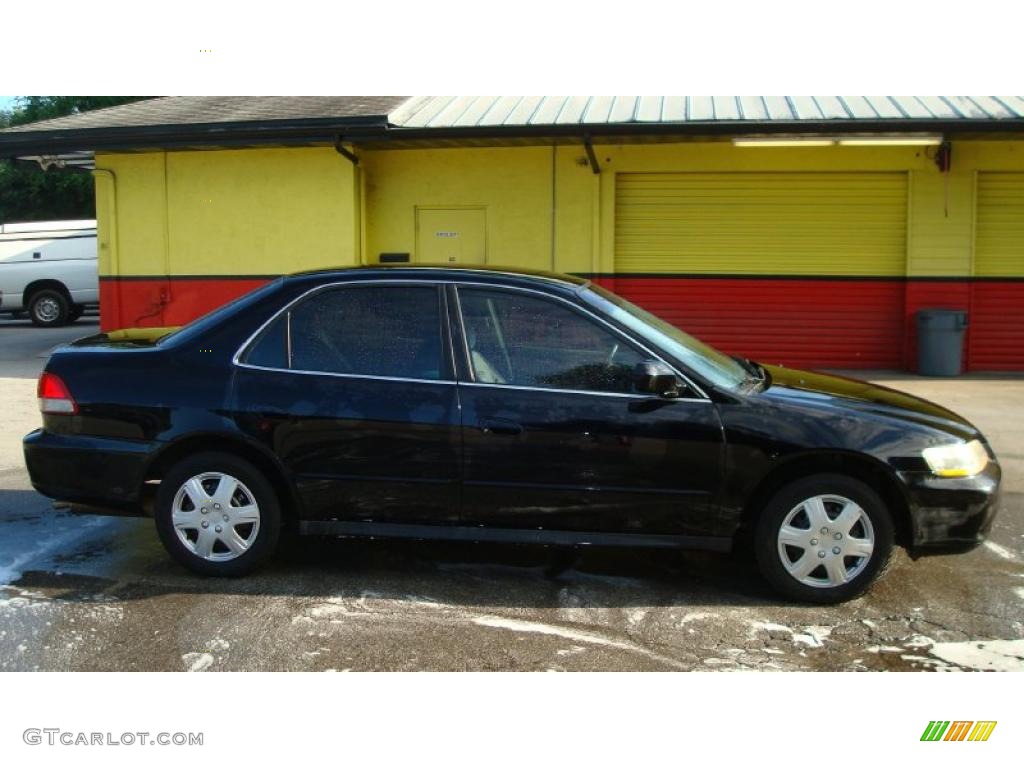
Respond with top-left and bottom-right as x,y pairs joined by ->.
243,285 -> 446,381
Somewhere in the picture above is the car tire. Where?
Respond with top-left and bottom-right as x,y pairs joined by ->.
155,452 -> 281,576
28,288 -> 70,327
754,473 -> 894,604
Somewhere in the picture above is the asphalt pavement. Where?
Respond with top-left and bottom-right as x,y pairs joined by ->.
1,318 -> 1022,671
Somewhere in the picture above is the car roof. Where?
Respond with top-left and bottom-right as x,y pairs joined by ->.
284,264 -> 590,294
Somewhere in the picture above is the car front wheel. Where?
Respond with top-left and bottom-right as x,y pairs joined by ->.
155,452 -> 281,576
754,473 -> 894,603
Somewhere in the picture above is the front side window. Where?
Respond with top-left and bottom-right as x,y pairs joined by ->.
457,287 -> 647,394
581,284 -> 748,391
243,284 -> 445,381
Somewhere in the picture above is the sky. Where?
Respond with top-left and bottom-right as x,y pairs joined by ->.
0,96 -> 18,111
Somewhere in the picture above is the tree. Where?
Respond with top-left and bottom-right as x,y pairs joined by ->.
0,96 -> 148,223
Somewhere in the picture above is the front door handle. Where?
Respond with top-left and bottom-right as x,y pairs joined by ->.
479,419 -> 523,436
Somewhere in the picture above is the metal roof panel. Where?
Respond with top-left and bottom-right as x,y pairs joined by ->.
582,96 -> 615,124
688,96 -> 715,121
966,95 -> 1015,118
477,96 -> 523,126
506,96 -> 545,125
450,96 -> 501,127
917,96 -> 959,119
661,96 -> 688,122
401,96 -> 456,127
608,96 -> 639,123
711,96 -> 741,121
386,95 -> 432,126
942,95 -> 983,118
426,96 -> 479,128
789,96 -> 824,120
888,96 -> 930,118
838,96 -> 878,119
762,96 -> 795,120
636,96 -> 664,122
554,96 -> 591,124
529,97 -> 569,125
737,96 -> 769,121
814,96 -> 852,119
997,96 -> 1024,115
863,96 -> 904,118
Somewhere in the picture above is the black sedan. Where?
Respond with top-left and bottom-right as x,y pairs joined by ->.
23,266 -> 1000,603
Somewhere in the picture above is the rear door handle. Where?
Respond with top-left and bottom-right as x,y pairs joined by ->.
479,419 -> 523,436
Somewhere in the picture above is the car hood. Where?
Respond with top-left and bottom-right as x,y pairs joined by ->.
756,364 -> 980,440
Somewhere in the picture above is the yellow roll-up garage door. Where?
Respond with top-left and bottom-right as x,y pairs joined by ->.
970,173 -> 1024,370
610,172 -> 909,369
615,172 -> 907,275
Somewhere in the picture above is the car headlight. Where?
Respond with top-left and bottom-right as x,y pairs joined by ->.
922,439 -> 989,478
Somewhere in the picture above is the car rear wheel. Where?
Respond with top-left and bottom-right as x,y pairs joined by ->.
155,452 -> 281,576
28,288 -> 70,327
754,473 -> 894,603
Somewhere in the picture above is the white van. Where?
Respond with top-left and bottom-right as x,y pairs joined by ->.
0,219 -> 98,326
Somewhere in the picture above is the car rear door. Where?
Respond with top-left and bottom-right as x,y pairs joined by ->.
230,281 -> 462,524
450,283 -> 725,538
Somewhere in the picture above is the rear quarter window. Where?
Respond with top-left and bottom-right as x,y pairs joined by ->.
243,315 -> 288,368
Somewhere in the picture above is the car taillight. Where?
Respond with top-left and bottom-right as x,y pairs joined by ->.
38,372 -> 78,415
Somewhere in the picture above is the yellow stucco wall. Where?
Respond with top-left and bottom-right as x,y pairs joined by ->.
362,139 -> 1024,278
362,146 -> 557,271
94,139 -> 1024,281
94,147 -> 360,277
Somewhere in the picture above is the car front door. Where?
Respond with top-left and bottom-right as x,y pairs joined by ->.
230,281 -> 461,525
451,284 -> 724,537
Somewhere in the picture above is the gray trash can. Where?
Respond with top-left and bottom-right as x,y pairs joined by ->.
916,309 -> 968,376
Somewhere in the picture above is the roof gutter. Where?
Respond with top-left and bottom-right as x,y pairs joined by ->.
362,118 -> 1024,143
344,118 -> 1024,144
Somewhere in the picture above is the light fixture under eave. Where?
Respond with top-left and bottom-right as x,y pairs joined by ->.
732,138 -> 836,147
837,136 -> 943,146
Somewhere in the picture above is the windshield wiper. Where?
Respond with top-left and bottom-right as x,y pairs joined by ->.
731,355 -> 768,390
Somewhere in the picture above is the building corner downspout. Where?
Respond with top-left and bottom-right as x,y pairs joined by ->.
334,137 -> 365,264
91,167 -> 119,330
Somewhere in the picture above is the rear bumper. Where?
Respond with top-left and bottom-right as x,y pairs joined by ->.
23,429 -> 154,516
902,461 -> 1001,556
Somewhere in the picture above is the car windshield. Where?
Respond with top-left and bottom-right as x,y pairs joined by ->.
581,283 -> 750,391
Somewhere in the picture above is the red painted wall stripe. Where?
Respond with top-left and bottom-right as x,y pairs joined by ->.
969,282 -> 1024,371
597,276 -> 906,370
99,277 -> 272,331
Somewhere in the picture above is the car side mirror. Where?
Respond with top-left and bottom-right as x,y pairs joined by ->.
633,361 -> 681,398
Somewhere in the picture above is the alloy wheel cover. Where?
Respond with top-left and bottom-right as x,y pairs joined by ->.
776,493 -> 875,588
171,472 -> 262,562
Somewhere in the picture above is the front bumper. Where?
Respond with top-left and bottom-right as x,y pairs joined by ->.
23,428 -> 154,516
901,460 -> 1001,556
